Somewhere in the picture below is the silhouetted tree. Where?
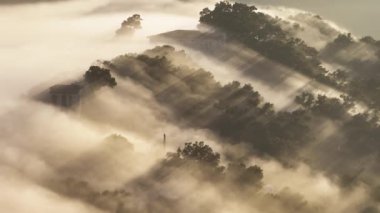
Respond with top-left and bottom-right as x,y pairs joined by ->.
333,33 -> 354,48
110,46 -> 380,189
177,141 -> 221,167
165,142 -> 264,186
199,1 -> 322,77
295,92 -> 315,108
295,92 -> 349,119
84,66 -> 117,88
226,162 -> 263,186
360,36 -> 377,45
116,14 -> 142,36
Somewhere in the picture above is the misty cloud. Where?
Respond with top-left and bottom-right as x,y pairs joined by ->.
89,0 -> 211,16
0,0 -> 67,5
246,0 -> 380,38
1,1 -> 380,213
261,8 -> 345,49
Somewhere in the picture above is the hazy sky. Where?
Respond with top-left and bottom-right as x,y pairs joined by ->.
0,0 -> 376,106
246,0 -> 380,39
0,0 -> 64,4
1,0 -> 377,39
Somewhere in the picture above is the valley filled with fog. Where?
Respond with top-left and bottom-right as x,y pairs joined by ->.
1,1 -> 379,213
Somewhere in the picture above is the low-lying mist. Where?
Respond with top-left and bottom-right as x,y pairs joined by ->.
1,1 -> 380,213
0,0 -> 197,109
2,44 -> 377,212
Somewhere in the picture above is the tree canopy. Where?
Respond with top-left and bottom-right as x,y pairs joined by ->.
84,66 -> 117,88
116,14 -> 142,36
105,46 -> 380,189
199,1 -> 323,78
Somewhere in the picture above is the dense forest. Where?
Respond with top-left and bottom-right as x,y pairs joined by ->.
101,45 -> 380,190
44,42 -> 380,212
197,1 -> 380,112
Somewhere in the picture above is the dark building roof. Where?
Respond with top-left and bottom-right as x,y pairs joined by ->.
50,84 -> 82,95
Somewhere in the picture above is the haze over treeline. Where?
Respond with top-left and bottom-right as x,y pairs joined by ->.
0,1 -> 379,213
